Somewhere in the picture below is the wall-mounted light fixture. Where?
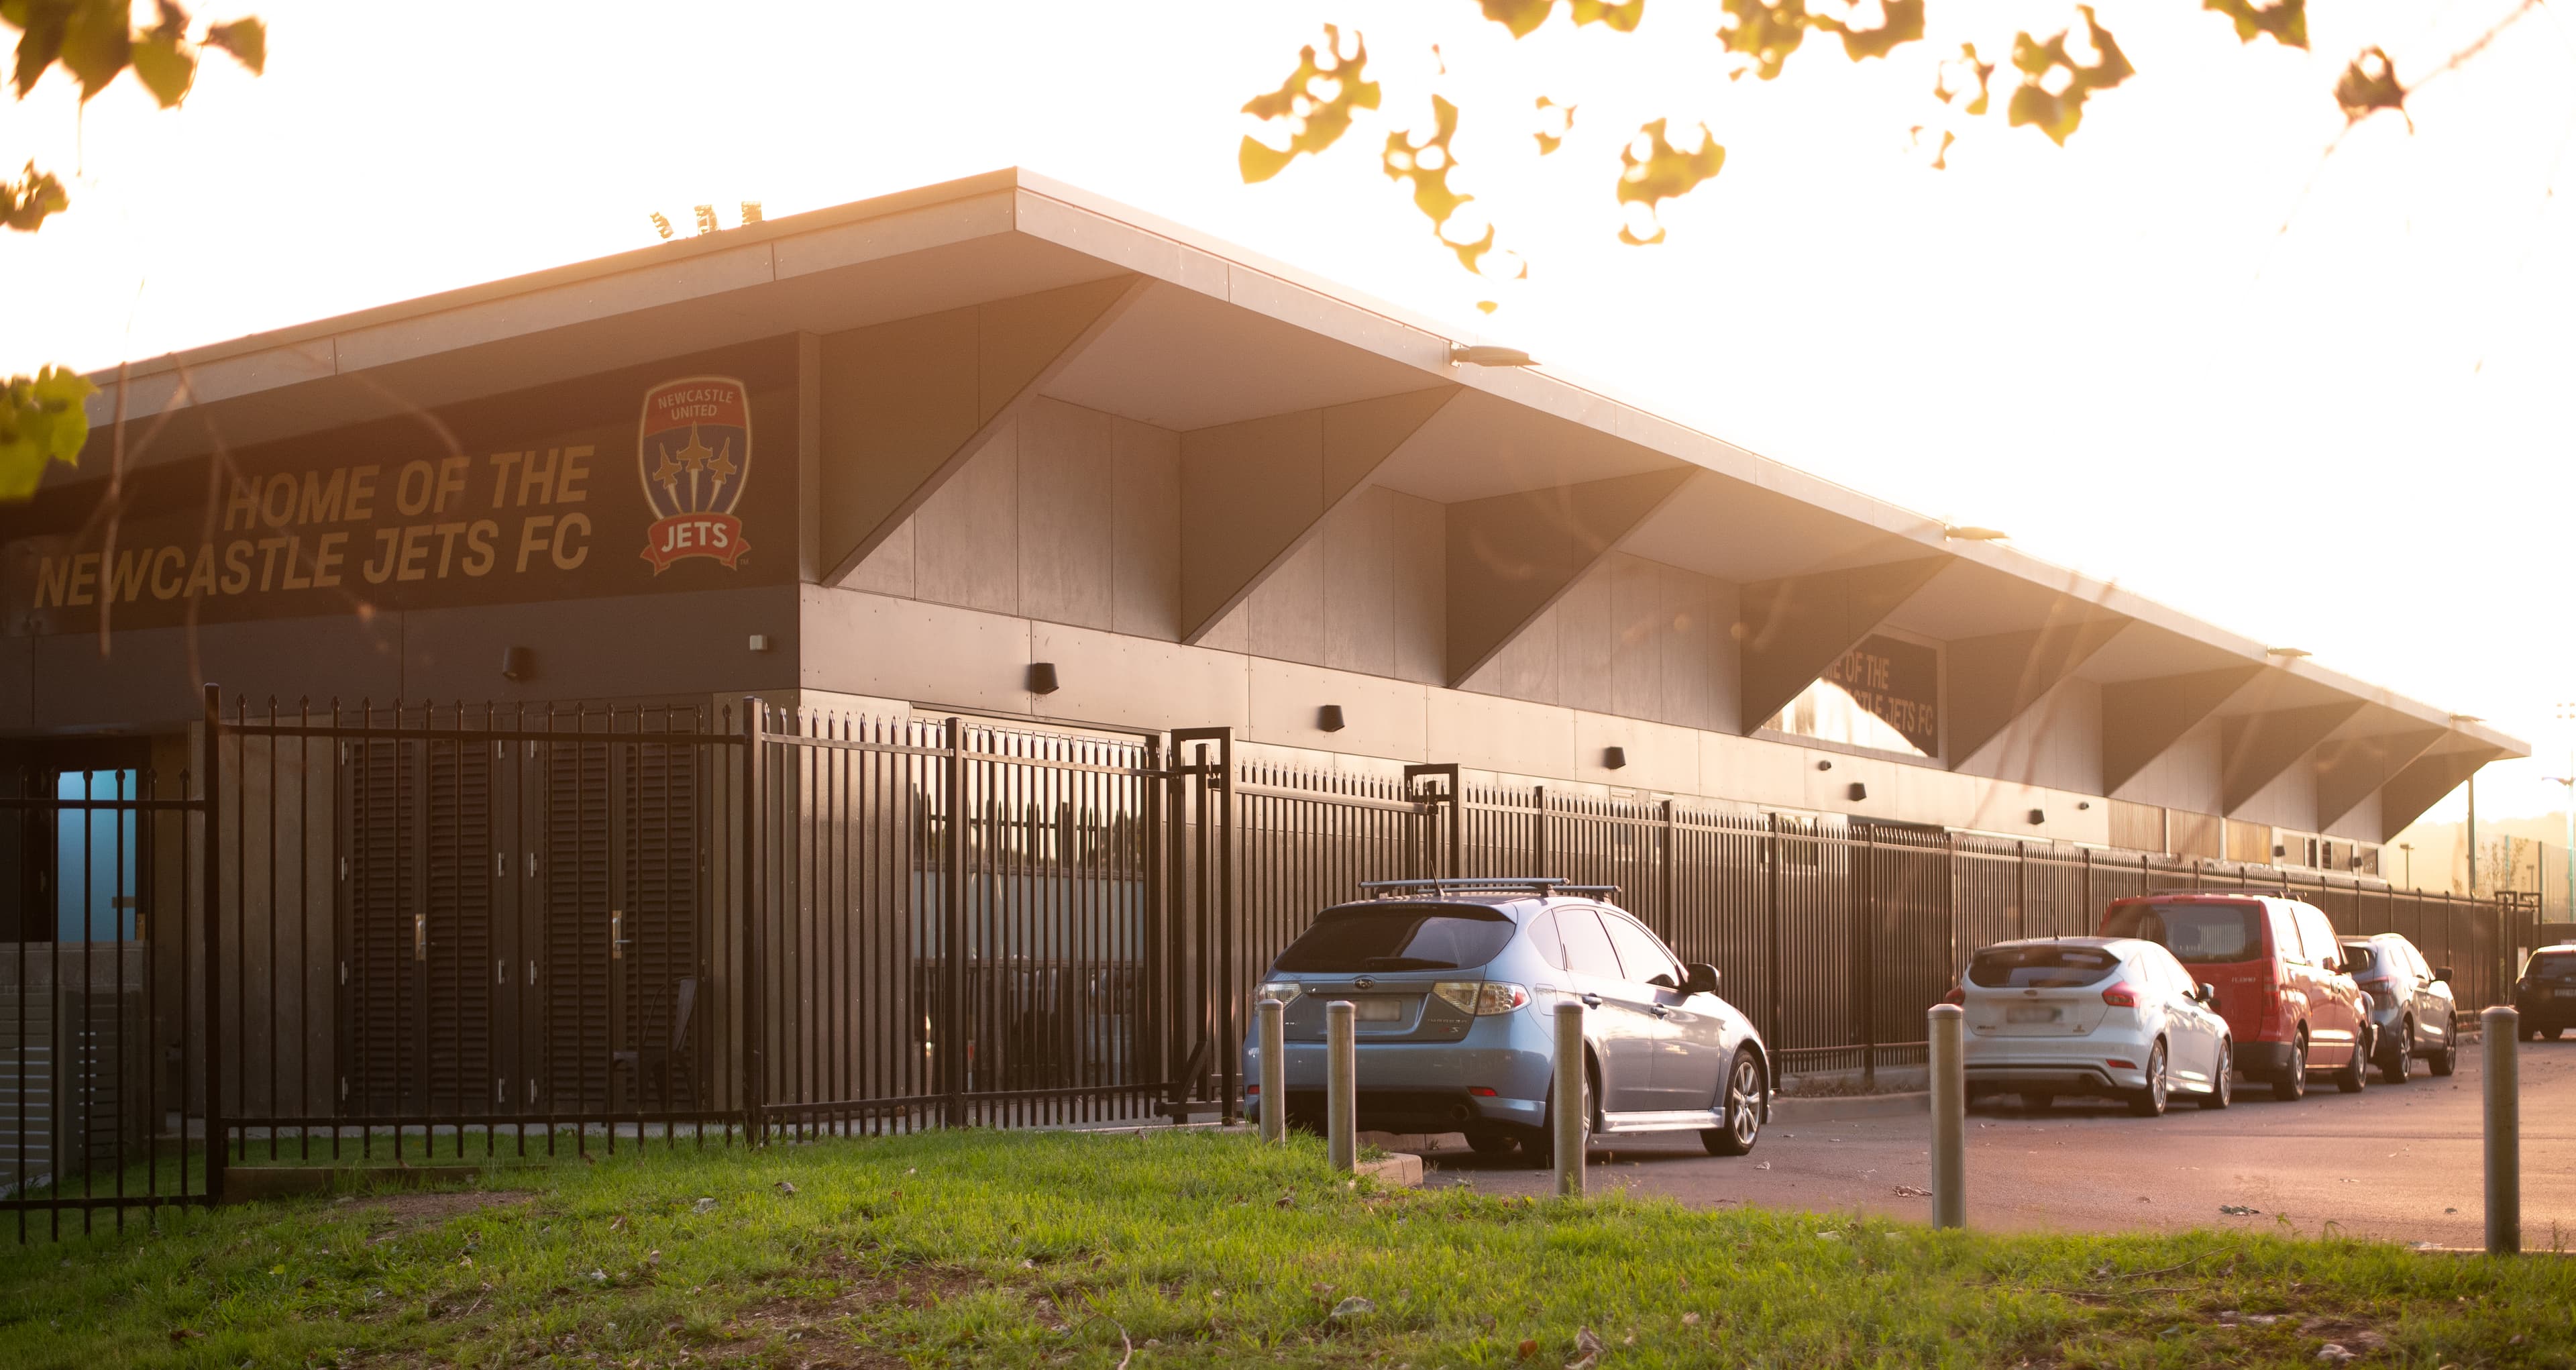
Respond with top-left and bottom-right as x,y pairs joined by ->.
1028,662 -> 1060,696
1815,759 -> 1833,772
2449,713 -> 2484,725
1603,746 -> 1628,770
2076,800 -> 2091,810
1318,704 -> 1346,733
1943,525 -> 2009,542
2273,843 -> 2288,858
1847,782 -> 1868,802
1451,344 -> 1538,367
2267,646 -> 2310,660
747,633 -> 772,653
2028,808 -> 2047,826
501,647 -> 531,681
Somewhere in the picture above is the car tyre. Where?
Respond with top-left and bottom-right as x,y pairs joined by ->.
2334,1032 -> 2369,1094
1701,1047 -> 1764,1157
2199,1041 -> 2233,1110
2272,1035 -> 2308,1101
1525,1061 -> 1595,1170
2128,1041 -> 2169,1117
2380,1019 -> 2412,1085
2428,1042 -> 2457,1077
1464,1128 -> 1519,1156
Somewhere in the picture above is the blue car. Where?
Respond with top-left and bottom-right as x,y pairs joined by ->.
1240,878 -> 1771,1165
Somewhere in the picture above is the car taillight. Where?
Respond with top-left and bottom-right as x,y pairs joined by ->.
2101,982 -> 2142,1008
1258,981 -> 1303,1004
1433,981 -> 1531,1015
1940,986 -> 1965,1006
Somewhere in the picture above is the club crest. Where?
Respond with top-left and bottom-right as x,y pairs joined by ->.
637,376 -> 752,572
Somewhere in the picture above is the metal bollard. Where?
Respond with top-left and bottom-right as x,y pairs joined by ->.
1929,1003 -> 1966,1230
1326,1000 -> 1356,1172
1258,998 -> 1287,1144
2485,1004 -> 2520,1255
1554,1000 -> 1586,1198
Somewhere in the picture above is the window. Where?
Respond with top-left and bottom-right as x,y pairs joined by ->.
1762,633 -> 1939,759
2406,943 -> 2432,978
2527,951 -> 2576,982
1968,943 -> 2119,988
1601,913 -> 1681,988
2270,906 -> 2308,965
1273,904 -> 1515,973
1552,908 -> 1625,980
1523,910 -> 1567,971
2296,909 -> 2341,969
2101,901 -> 2262,962
56,769 -> 138,942
2340,943 -> 2377,975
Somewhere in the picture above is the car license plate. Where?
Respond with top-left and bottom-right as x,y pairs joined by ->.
2556,988 -> 2576,999
1354,997 -> 1405,1021
2005,1005 -> 2061,1024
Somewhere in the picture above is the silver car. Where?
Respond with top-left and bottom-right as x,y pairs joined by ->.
2337,934 -> 2458,1082
1241,878 -> 1772,1165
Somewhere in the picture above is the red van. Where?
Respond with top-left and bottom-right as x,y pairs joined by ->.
2097,894 -> 2370,1100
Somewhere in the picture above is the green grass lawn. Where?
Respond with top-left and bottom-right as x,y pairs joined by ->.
1,1127 -> 2568,1368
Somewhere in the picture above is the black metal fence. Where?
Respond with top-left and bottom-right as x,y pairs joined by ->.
1,698 -> 2538,1240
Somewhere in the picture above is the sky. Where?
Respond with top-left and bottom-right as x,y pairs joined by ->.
6,0 -> 2575,822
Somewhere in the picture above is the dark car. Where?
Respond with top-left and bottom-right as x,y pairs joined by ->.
2099,894 -> 2371,1100
2337,934 -> 2457,1082
2514,946 -> 2576,1039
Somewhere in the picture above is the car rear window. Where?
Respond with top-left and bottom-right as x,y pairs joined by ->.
1273,904 -> 1516,972
2529,951 -> 2576,982
1967,944 -> 2121,988
2102,902 -> 2262,962
2341,943 -> 2378,973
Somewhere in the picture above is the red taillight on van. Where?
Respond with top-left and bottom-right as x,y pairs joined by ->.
2101,982 -> 2142,1008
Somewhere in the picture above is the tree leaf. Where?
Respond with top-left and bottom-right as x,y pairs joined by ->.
205,15 -> 264,74
10,1 -> 71,98
1239,25 -> 1380,182
2203,0 -> 2306,50
1384,94 -> 1518,274
58,0 -> 131,101
129,28 -> 195,107
1813,0 -> 1923,61
1934,43 -> 1995,117
1616,117 -> 1723,243
2003,6 -> 2133,144
2334,46 -> 2404,124
0,366 -> 95,501
1480,1 -> 1645,38
1717,0 -> 1808,80
1479,0 -> 1554,38
1533,95 -> 1575,154
1,160 -> 68,231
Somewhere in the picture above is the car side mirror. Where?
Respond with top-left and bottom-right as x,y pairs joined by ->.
2436,966 -> 2454,985
2196,982 -> 2218,1006
1682,962 -> 1721,996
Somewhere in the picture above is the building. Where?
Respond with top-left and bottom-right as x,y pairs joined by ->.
0,171 -> 2532,1204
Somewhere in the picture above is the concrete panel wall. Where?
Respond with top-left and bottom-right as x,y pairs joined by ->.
844,397 -> 1182,639
2112,715 -> 2224,815
1242,486 -> 1444,684
2326,790 -> 2381,845
1957,676 -> 2104,796
1460,551 -> 1725,733
2234,747 -> 2322,831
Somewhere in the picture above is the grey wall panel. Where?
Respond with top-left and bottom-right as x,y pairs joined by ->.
1609,554 -> 1661,721
1016,399 -> 1116,631
1322,494 -> 1395,677
32,611 -> 404,729
1110,416 -> 1180,639
910,415 -> 1020,614
398,584 -> 798,702
1707,576 -> 1742,734
1246,533 -> 1329,666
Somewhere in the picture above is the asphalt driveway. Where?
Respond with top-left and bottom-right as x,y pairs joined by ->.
1415,1035 -> 2576,1249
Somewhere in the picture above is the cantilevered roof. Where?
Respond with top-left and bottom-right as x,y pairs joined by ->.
66,167 -> 2526,789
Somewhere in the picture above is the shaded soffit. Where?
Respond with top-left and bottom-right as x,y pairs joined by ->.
1039,280 -> 1438,432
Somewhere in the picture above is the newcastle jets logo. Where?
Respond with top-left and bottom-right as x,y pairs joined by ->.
637,376 -> 752,572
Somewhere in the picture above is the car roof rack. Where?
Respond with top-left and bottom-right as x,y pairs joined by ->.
1355,878 -> 1621,899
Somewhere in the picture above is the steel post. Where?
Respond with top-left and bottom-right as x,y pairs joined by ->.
1258,998 -> 1286,1144
1326,1000 -> 1356,1171
1929,1003 -> 1965,1228
2485,1004 -> 2520,1255
1554,1000 -> 1585,1198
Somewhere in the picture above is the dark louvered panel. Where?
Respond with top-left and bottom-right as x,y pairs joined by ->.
622,739 -> 700,1091
342,741 -> 408,1116
545,741 -> 613,1110
423,741 -> 493,1117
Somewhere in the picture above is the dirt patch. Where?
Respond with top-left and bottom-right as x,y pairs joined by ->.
343,1190 -> 535,1232
715,1251 -> 985,1369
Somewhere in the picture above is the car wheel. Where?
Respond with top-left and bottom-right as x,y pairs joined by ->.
2428,1043 -> 2457,1077
1702,1047 -> 1764,1157
1464,1128 -> 1519,1156
2128,1041 -> 2170,1117
2199,1041 -> 2233,1110
2381,1020 -> 2413,1085
1526,1061 -> 1595,1169
2273,1035 -> 2308,1101
2335,1031 -> 2369,1094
